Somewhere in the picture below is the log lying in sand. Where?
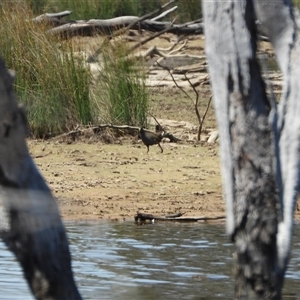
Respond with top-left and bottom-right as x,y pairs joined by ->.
0,57 -> 82,299
134,212 -> 225,223
46,18 -> 204,38
33,6 -> 204,38
32,10 -> 72,26
51,124 -> 182,144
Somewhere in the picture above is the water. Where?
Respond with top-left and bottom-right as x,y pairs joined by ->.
0,222 -> 300,299
70,222 -> 233,300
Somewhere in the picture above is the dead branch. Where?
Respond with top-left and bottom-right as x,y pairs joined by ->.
51,124 -> 140,141
156,35 -> 187,52
132,46 -> 157,60
32,10 -> 72,26
156,62 -> 199,118
198,95 -> 213,141
184,76 -> 211,141
129,17 -> 177,52
162,132 -> 182,142
87,1 -> 178,62
113,0 -> 178,37
151,52 -> 204,69
183,73 -> 201,140
160,37 -> 188,53
173,61 -> 207,74
45,9 -> 204,39
156,61 -> 211,141
126,39 -> 188,61
149,113 -> 165,132
151,6 -> 178,21
134,212 -> 225,223
51,123 -> 182,143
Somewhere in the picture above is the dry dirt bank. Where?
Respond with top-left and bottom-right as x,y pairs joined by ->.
27,33 -> 300,223
28,137 -> 225,222
28,135 -> 300,223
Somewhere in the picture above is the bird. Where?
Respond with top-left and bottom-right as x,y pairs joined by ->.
139,127 -> 164,153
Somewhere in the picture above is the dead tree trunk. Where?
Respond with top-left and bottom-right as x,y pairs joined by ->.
0,58 -> 82,299
203,0 -> 300,298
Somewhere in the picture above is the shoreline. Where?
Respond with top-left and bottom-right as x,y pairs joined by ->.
29,139 -> 226,223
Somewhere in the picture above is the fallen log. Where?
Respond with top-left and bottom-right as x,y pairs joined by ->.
32,10 -> 72,26
51,123 -> 183,143
173,62 -> 207,74
134,212 -> 226,223
135,212 -> 184,223
46,16 -> 204,38
113,0 -> 178,37
162,132 -> 182,142
151,6 -> 178,21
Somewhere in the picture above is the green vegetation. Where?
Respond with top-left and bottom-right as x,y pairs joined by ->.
0,3 -> 92,137
294,0 -> 300,9
23,0 -> 201,22
0,0 -> 202,138
0,2 -> 153,137
93,44 -> 149,127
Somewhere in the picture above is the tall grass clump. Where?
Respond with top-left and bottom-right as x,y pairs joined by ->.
93,44 -> 149,127
0,3 -> 93,137
177,0 -> 202,23
294,0 -> 300,9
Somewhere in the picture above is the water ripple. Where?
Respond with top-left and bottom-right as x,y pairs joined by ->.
0,222 -> 300,299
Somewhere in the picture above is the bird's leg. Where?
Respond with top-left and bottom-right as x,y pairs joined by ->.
158,143 -> 163,153
147,146 -> 149,153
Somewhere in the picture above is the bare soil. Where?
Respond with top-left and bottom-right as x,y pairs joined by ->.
27,33 -> 300,223
28,136 -> 224,222
28,76 -> 222,222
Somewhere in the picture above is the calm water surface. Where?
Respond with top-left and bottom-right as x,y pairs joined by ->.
0,221 -> 300,299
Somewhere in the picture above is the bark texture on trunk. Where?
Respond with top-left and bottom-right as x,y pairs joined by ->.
203,0 -> 300,298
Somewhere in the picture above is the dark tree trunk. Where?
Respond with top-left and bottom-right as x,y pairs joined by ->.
0,58 -> 82,299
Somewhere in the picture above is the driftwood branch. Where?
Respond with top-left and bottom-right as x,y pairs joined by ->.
132,40 -> 189,62
162,132 -> 182,143
151,6 -> 178,21
87,2 -> 179,62
156,61 -> 210,140
113,0 -> 178,37
32,10 -> 72,26
198,95 -> 213,141
52,124 -> 140,141
134,212 -> 225,223
183,73 -> 201,139
129,17 -> 177,52
45,13 -> 203,38
52,123 -> 182,143
172,61 -> 207,74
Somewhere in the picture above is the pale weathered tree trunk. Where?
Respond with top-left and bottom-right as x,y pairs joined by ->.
203,0 -> 300,298
0,58 -> 82,299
